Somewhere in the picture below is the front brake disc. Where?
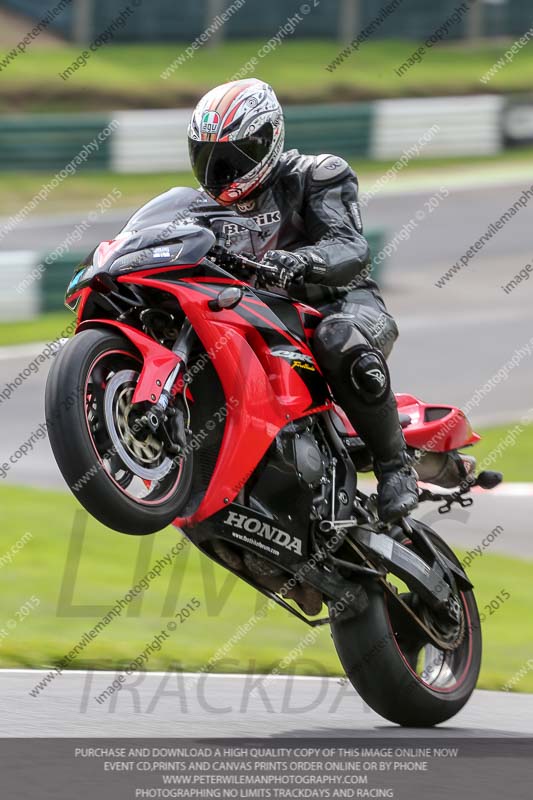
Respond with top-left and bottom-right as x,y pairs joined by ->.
104,369 -> 174,481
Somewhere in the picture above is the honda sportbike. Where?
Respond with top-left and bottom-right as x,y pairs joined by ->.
46,187 -> 502,726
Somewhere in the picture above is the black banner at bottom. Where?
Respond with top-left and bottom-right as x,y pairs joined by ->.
0,738 -> 531,800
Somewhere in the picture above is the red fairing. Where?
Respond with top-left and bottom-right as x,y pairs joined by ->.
77,318 -> 181,405
69,286 -> 91,319
395,394 -> 480,452
333,394 -> 479,452
123,277 -> 331,525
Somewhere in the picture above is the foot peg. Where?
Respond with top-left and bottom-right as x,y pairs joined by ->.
419,470 -> 503,514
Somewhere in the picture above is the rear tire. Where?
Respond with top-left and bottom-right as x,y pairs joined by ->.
46,328 -> 193,535
331,529 -> 481,726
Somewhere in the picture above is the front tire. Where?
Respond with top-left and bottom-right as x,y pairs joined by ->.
46,328 -> 193,535
331,529 -> 481,726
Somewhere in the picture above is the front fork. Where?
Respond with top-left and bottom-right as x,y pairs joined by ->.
142,320 -> 195,449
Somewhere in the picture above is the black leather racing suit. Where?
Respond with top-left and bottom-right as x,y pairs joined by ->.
222,149 -> 413,506
222,148 -> 397,349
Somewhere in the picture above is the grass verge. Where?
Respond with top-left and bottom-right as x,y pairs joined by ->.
471,423 -> 533,483
1,40 -> 533,112
0,311 -> 73,347
0,484 -> 531,691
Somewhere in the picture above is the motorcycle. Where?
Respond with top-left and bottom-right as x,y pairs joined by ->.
46,186 -> 502,727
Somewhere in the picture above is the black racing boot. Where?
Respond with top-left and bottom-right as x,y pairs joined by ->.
373,449 -> 419,523
338,390 -> 419,523
312,317 -> 418,523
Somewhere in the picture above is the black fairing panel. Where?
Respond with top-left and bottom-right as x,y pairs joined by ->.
109,225 -> 216,274
121,186 -> 260,239
210,503 -> 309,569
299,308 -> 322,333
247,428 -> 317,556
122,187 -> 209,232
254,290 -> 307,341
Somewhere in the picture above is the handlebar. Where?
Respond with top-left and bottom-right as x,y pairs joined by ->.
232,252 -> 262,270
209,246 -> 279,279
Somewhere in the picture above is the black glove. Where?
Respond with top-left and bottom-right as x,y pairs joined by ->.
259,250 -> 308,290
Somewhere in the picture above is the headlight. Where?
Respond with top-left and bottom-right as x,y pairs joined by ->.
67,267 -> 89,293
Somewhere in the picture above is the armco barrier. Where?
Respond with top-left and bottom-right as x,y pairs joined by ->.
111,109 -> 191,173
372,95 -> 504,158
0,95 -> 508,173
0,251 -> 40,321
0,114 -> 113,172
284,103 -> 374,161
3,228 -> 387,320
503,94 -> 533,148
112,104 -> 375,172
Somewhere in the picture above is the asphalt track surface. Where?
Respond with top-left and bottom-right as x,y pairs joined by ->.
1,670 -> 532,737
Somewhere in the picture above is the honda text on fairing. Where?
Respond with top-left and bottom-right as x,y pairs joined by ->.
46,188 -> 502,727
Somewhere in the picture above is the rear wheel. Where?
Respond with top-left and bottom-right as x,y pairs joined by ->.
46,328 -> 193,534
331,528 -> 481,726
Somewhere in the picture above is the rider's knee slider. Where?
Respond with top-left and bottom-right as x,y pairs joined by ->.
350,350 -> 390,405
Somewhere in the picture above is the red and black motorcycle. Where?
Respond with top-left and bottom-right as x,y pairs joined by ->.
46,187 -> 502,727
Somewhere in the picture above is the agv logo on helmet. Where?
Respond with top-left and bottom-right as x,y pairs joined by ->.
201,111 -> 221,135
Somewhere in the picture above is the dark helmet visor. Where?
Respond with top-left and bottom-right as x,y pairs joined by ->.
188,122 -> 273,194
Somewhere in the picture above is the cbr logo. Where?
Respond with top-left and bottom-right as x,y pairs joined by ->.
271,349 -> 314,365
223,511 -> 303,555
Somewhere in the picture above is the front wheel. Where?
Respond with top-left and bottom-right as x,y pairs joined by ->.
46,327 -> 193,534
330,528 -> 481,726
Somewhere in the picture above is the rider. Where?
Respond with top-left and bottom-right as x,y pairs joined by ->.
187,78 -> 418,523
